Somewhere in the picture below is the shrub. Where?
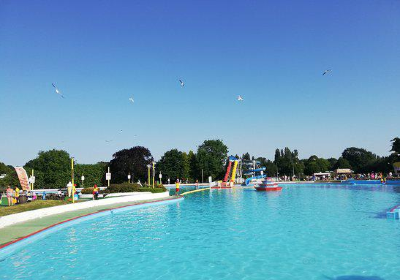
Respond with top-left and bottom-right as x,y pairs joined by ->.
138,187 -> 166,193
104,183 -> 141,193
81,187 -> 94,194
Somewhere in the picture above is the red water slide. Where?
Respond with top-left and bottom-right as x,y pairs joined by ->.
223,161 -> 232,182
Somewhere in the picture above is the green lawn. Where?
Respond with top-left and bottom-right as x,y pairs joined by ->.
0,200 -> 70,217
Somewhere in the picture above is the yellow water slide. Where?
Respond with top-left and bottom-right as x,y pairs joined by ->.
230,160 -> 239,183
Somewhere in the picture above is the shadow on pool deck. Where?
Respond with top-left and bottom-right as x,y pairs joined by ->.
324,275 -> 384,280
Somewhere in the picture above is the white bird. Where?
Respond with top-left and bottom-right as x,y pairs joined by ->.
52,83 -> 64,98
322,69 -> 332,76
179,79 -> 184,87
129,97 -> 134,103
237,95 -> 244,101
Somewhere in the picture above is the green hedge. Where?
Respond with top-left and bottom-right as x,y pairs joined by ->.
102,183 -> 167,194
138,187 -> 167,193
105,183 -> 141,193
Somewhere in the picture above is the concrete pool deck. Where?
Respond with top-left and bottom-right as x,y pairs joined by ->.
0,192 -> 174,246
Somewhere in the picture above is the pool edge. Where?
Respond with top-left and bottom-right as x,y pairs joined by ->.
0,196 -> 183,257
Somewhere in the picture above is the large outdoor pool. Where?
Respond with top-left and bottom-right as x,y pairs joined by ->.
1,184 -> 400,279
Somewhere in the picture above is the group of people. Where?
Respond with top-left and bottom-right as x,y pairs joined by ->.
1,185 -> 22,206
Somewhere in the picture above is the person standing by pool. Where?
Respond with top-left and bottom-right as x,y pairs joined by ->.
175,179 -> 180,195
15,186 -> 20,204
6,186 -> 13,206
195,179 -> 199,190
93,184 -> 99,200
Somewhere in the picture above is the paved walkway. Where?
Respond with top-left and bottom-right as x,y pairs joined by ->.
0,195 -> 177,246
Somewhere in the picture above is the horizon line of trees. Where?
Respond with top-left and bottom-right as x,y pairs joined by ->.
1,137 -> 399,190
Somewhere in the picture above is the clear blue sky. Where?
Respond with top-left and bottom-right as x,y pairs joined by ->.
1,0 -> 399,166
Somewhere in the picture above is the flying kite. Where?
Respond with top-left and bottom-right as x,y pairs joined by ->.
237,95 -> 244,101
179,79 -> 184,87
52,83 -> 64,98
322,69 -> 332,76
129,97 -> 134,103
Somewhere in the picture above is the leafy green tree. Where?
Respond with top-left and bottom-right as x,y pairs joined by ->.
391,137 -> 400,154
303,156 -> 330,175
188,150 -> 198,180
242,152 -> 251,161
24,150 -> 71,189
0,162 -> 10,175
157,149 -> 184,182
109,146 -> 153,184
196,140 -> 228,180
334,157 -> 352,169
273,147 -> 301,176
75,162 -> 107,188
327,158 -> 338,171
342,147 -> 377,173
182,152 -> 191,181
0,162 -> 19,189
274,149 -> 281,162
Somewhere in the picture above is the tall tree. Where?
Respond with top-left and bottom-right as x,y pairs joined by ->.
24,150 -> 71,189
196,139 -> 228,180
0,162 -> 19,189
109,146 -> 153,184
188,150 -> 198,181
334,157 -> 352,169
242,152 -> 251,161
303,156 -> 330,175
391,137 -> 400,154
156,149 -> 184,182
342,147 -> 377,173
75,162 -> 107,188
182,152 -> 191,181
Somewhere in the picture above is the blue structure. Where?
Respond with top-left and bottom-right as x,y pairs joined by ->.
387,205 -> 400,220
242,161 -> 266,186
342,179 -> 383,185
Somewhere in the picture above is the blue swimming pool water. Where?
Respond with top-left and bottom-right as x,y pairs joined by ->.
2,184 -> 400,280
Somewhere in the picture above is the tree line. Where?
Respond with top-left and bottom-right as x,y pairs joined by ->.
0,138 -> 399,190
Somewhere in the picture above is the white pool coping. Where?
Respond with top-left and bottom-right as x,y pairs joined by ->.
0,191 -> 170,229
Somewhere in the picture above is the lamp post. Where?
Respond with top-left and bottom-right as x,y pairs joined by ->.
81,175 -> 85,188
152,161 -> 155,188
106,167 -> 111,187
29,169 -> 35,191
128,173 -> 131,183
71,158 -> 75,203
159,171 -> 162,185
147,164 -> 151,186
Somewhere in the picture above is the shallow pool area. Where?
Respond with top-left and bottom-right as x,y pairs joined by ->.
1,184 -> 400,280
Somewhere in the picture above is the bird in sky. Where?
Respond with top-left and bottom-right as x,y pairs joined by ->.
237,95 -> 244,101
129,97 -> 134,103
179,79 -> 184,87
322,69 -> 332,76
52,83 -> 64,98
105,140 -> 113,143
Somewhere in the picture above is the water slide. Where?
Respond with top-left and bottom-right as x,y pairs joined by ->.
244,167 -> 266,186
222,156 -> 239,186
